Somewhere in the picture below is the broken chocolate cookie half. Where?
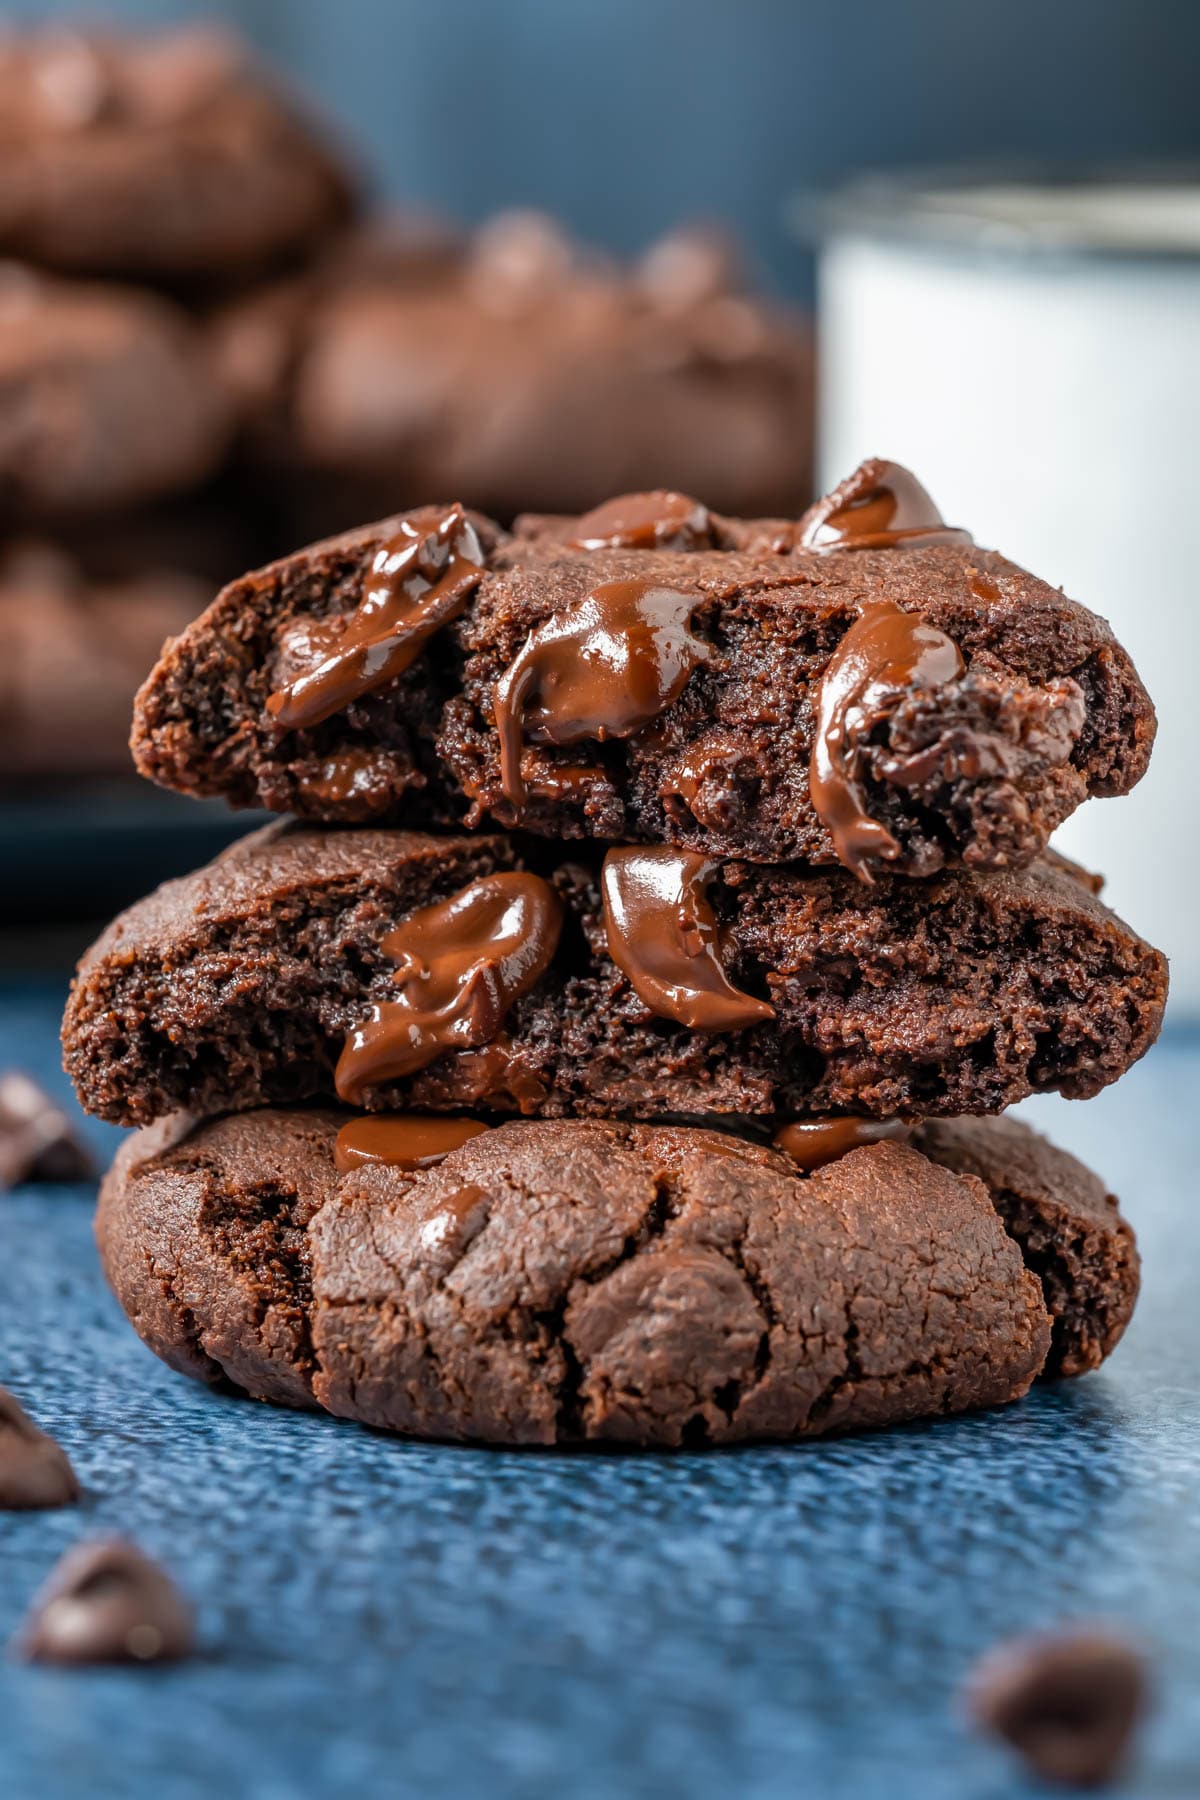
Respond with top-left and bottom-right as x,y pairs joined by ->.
131,460 -> 1155,877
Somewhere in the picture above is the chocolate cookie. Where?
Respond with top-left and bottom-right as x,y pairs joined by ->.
130,469 -> 1155,875
94,1110 -> 1137,1447
212,213 -> 813,529
0,267 -> 231,519
62,822 -> 1167,1128
0,25 -> 352,282
0,541 -> 208,777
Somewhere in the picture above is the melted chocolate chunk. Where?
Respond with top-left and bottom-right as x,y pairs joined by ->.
567,490 -> 713,551
494,579 -> 711,812
450,1037 -> 550,1112
336,872 -> 563,1102
525,764 -> 603,802
0,1386 -> 79,1510
968,1628 -> 1149,1788
19,1538 -> 194,1664
773,1117 -> 912,1171
601,846 -> 774,1031
334,1114 -> 489,1173
810,599 -> 965,881
0,1070 -> 96,1189
798,458 -> 971,552
294,749 -> 387,811
267,506 -> 484,731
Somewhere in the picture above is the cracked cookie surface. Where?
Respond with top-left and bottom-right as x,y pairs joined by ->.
96,1111 -> 1136,1447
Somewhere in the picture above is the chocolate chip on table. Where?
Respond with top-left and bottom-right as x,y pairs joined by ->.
17,1539 -> 194,1665
966,1627 -> 1149,1788
0,1385 -> 79,1510
0,1070 -> 96,1189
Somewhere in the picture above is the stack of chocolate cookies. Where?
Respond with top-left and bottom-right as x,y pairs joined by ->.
0,22 -> 353,779
62,459 -> 1167,1447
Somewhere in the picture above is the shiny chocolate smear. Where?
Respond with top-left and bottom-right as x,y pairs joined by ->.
810,598 -> 965,881
601,846 -> 774,1031
773,1117 -> 912,1172
19,1538 -> 194,1665
0,1386 -> 79,1511
494,579 -> 710,812
797,459 -> 971,552
336,872 -> 563,1103
267,505 -> 484,731
334,1114 -> 489,1174
567,491 -> 712,551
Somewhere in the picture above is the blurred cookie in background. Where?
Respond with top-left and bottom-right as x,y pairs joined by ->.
0,541 -> 208,779
214,212 -> 814,531
0,264 -> 232,522
0,22 -> 355,286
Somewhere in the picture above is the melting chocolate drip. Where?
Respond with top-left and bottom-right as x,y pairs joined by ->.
334,1114 -> 489,1174
267,505 -> 484,731
810,599 -> 965,881
493,579 -> 711,812
567,491 -> 712,551
0,1386 -> 79,1510
336,872 -> 563,1103
601,846 -> 774,1031
773,1117 -> 912,1172
797,459 -> 971,552
19,1539 -> 194,1665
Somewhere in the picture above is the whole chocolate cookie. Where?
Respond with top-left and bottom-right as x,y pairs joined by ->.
62,822 -> 1167,1128
95,1110 -> 1136,1446
130,472 -> 1155,875
212,213 -> 813,529
0,541 -> 208,776
0,267 -> 231,519
0,25 -> 353,282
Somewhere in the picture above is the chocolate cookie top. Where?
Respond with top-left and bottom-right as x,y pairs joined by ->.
62,821 -> 1167,1128
95,1109 -> 1135,1447
131,466 -> 1155,875
212,213 -> 813,527
0,24 -> 353,282
0,267 -> 232,518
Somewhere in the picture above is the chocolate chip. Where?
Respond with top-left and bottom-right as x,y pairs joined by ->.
18,1539 -> 194,1665
0,1386 -> 79,1509
967,1627 -> 1149,1788
0,1070 -> 96,1189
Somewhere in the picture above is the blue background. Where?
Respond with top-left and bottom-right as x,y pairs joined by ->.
6,0 -> 1200,293
4,8 -> 1198,1793
1,980 -> 1198,1800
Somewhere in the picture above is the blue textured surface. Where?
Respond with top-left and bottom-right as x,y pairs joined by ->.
1,978 -> 1198,1800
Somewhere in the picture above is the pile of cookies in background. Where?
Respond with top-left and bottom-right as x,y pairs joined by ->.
60,460 -> 1166,1447
0,20 -> 813,788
